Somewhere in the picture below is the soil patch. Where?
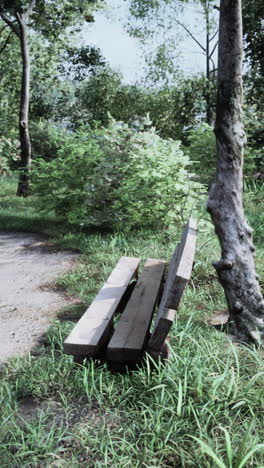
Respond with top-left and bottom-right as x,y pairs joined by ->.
0,231 -> 79,363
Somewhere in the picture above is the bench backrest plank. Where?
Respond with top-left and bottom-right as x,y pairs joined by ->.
107,259 -> 166,363
165,218 -> 197,310
64,256 -> 140,356
148,218 -> 197,352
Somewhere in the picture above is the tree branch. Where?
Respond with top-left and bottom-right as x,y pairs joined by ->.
25,0 -> 36,20
0,12 -> 20,37
209,29 -> 218,42
175,19 -> 206,52
209,56 -> 216,72
0,30 -> 13,54
209,41 -> 218,59
14,10 -> 24,28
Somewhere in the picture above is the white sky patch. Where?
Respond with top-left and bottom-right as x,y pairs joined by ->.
81,7 -> 145,83
80,1 -> 219,84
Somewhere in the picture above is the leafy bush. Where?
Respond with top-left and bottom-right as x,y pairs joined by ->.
72,70 -> 206,142
31,120 -> 67,161
244,107 -> 264,175
244,181 -> 264,246
32,120 -> 204,231
0,134 -> 19,175
186,116 -> 264,186
185,123 -> 216,186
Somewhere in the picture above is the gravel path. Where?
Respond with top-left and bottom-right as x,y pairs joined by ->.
0,232 -> 78,363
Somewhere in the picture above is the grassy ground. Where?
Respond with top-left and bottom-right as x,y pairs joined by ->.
0,176 -> 264,468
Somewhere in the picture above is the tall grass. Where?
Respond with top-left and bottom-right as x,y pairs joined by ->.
0,176 -> 264,467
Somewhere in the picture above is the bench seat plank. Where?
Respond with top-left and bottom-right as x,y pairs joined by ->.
148,219 -> 197,352
64,256 -> 140,356
107,259 -> 166,363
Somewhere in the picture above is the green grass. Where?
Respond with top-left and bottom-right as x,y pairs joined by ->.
0,176 -> 264,467
0,174 -> 66,235
244,181 -> 264,246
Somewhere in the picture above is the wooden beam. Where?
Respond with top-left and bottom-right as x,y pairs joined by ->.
64,256 -> 140,356
165,218 -> 197,310
148,309 -> 176,353
107,259 -> 166,363
148,219 -> 197,352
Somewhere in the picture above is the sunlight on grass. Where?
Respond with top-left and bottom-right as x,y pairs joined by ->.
0,176 -> 264,467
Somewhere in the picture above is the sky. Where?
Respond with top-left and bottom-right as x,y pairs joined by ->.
83,9 -> 144,83
81,0 -> 219,85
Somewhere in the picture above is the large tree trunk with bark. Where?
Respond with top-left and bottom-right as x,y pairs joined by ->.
207,0 -> 264,343
16,11 -> 31,197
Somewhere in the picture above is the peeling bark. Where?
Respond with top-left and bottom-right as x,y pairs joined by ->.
207,0 -> 264,344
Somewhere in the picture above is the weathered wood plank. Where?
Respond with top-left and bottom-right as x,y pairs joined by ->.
107,259 -> 166,363
148,218 -> 197,352
64,256 -> 140,356
165,218 -> 197,309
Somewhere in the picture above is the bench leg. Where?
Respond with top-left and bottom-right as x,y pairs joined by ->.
145,338 -> 170,365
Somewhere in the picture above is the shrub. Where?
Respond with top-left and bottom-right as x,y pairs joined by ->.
244,181 -> 264,246
185,123 -> 216,186
186,114 -> 264,186
32,120 -> 204,231
244,108 -> 264,175
0,134 -> 19,175
31,120 -> 66,161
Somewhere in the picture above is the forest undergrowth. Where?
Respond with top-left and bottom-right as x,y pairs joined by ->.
0,176 -> 264,468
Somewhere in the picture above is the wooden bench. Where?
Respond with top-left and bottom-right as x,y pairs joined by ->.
64,218 -> 197,368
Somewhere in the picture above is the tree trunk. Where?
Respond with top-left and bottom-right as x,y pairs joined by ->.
207,0 -> 264,343
15,11 -> 31,197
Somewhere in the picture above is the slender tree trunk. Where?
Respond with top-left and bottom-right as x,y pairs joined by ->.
205,1 -> 212,124
15,11 -> 31,197
207,0 -> 264,343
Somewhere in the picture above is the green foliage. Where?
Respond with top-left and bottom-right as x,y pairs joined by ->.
185,123 -> 216,185
32,120 -> 203,231
244,107 -> 264,175
59,45 -> 107,81
73,70 -> 206,142
30,121 -> 67,161
186,114 -> 264,186
0,0 -> 29,8
243,0 -> 264,76
0,152 -> 11,176
0,134 -> 19,175
0,0 -> 106,145
29,35 -> 71,121
191,429 -> 264,468
244,182 -> 264,246
1,177 -> 264,467
0,32 -> 21,135
244,70 -> 264,111
0,0 -> 106,39
73,68 -> 122,127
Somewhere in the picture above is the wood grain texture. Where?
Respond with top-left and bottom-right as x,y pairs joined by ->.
64,256 -> 140,356
148,219 -> 197,352
106,259 -> 166,363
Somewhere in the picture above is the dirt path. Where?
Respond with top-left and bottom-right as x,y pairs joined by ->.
0,232 -> 78,363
